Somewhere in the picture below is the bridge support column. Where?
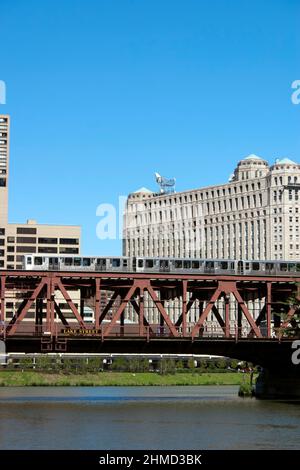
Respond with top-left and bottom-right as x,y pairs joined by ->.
255,368 -> 300,399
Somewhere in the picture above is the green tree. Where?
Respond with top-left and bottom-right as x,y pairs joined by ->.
35,355 -> 53,371
207,360 -> 216,371
159,358 -> 176,375
111,357 -> 128,371
63,357 -> 76,373
176,359 -> 184,371
86,357 -> 101,372
18,356 -> 33,370
187,358 -> 195,371
198,359 -> 207,371
216,358 -> 227,370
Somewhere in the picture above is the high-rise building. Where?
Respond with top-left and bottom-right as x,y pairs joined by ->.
0,114 -> 81,270
0,114 -> 82,323
0,115 -> 9,227
124,154 -> 300,261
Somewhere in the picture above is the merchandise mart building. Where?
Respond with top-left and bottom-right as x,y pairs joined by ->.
124,154 -> 300,262
123,154 -> 300,327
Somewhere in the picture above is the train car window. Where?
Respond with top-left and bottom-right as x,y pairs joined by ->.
237,261 -> 243,273
297,264 -> 300,272
266,263 -> 274,271
183,260 -> 191,269
123,259 -> 128,267
146,259 -> 154,268
74,258 -> 81,266
83,258 -> 91,266
288,263 -> 296,272
252,263 -> 260,270
160,260 -> 169,268
229,262 -> 235,270
280,263 -> 288,272
206,261 -> 214,269
112,258 -> 121,267
138,259 -> 144,268
96,259 -> 106,266
34,257 -> 43,265
220,262 -> 228,270
245,263 -> 250,270
27,257 -> 32,265
64,258 -> 73,266
175,260 -> 182,269
192,261 -> 199,269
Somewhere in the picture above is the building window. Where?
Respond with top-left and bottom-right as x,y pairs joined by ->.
17,227 -> 37,234
7,236 -> 15,242
6,255 -> 14,262
16,237 -> 37,244
59,247 -> 79,254
38,247 -> 58,254
59,238 -> 79,245
38,237 -> 58,244
0,228 -> 5,235
16,246 -> 36,253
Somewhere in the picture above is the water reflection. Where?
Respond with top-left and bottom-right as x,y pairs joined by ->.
0,386 -> 299,450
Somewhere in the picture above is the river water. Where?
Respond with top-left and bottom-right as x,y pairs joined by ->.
0,386 -> 299,449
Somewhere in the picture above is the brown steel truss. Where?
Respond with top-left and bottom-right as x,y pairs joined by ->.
0,271 -> 299,340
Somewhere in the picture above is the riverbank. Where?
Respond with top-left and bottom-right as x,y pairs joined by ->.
0,371 -> 252,386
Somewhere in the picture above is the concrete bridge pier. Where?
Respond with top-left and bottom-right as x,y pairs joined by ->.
255,368 -> 300,399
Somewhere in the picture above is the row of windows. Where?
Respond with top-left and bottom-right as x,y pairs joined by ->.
273,165 -> 299,171
273,176 -> 298,185
136,182 -> 264,211
205,194 -> 263,215
6,246 -> 79,254
6,236 -> 79,245
133,208 -> 268,227
6,255 -> 24,262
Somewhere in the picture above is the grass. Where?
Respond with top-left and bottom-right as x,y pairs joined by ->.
0,371 -> 252,387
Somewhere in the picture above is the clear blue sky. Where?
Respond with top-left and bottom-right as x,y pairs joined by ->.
1,0 -> 299,255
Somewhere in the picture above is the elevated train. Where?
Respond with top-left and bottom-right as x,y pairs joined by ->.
22,254 -> 300,276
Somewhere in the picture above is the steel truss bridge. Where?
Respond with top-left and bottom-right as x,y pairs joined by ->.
0,269 -> 298,367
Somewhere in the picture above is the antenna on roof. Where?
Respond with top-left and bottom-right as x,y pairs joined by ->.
155,172 -> 176,194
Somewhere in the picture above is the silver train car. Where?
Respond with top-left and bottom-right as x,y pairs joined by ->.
22,255 -> 300,276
